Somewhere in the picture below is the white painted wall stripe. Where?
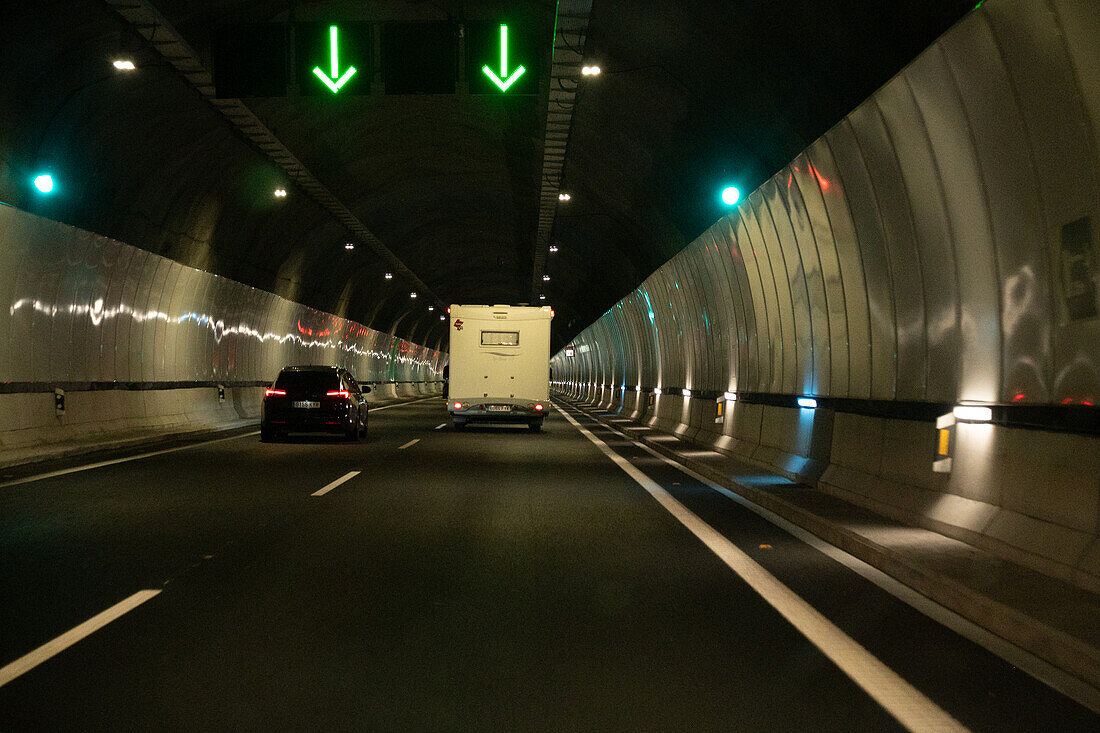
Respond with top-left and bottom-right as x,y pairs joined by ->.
556,406 -> 967,733
312,470 -> 361,496
398,439 -> 421,450
0,590 -> 161,687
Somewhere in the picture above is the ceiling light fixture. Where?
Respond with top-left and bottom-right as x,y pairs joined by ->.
542,274 -> 550,281
32,173 -> 55,194
581,65 -> 601,76
344,242 -> 354,250
558,192 -> 571,202
113,59 -> 136,71
384,272 -> 393,280
548,245 -> 558,253
273,188 -> 287,198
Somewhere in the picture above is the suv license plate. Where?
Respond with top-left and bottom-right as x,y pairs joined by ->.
488,405 -> 511,412
293,401 -> 320,409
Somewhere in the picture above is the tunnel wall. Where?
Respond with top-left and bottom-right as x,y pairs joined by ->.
551,0 -> 1100,591
0,204 -> 445,466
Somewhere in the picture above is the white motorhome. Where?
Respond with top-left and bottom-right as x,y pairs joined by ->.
446,304 -> 553,431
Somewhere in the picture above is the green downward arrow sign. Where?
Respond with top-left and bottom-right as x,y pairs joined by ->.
312,26 -> 357,93
482,24 -> 526,92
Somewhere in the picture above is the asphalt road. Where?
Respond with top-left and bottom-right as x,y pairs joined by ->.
0,398 -> 1095,731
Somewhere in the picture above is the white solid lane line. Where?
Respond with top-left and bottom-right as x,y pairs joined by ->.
434,423 -> 447,430
368,396 -> 437,412
0,590 -> 161,688
398,439 -> 420,450
312,470 -> 361,497
0,431 -> 260,489
1,397 -> 437,490
556,406 -> 967,733
595,420 -> 1100,713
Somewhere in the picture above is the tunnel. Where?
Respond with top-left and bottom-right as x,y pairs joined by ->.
1,0 -> 1098,729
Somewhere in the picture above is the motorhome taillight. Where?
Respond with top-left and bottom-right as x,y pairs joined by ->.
453,402 -> 463,410
535,404 -> 544,411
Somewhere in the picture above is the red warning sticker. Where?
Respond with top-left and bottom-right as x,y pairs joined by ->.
453,319 -> 463,331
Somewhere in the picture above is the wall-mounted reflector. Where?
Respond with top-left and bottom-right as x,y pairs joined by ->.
681,388 -> 691,397
653,387 -> 663,396
723,391 -> 737,401
934,413 -> 956,473
953,405 -> 992,423
797,397 -> 817,409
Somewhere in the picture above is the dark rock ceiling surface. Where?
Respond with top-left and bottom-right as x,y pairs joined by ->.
1,0 -> 976,352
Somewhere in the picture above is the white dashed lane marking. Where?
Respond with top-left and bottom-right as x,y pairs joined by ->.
312,470 -> 361,497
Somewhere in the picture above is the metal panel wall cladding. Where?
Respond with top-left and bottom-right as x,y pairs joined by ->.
0,206 -> 445,387
553,0 -> 1100,407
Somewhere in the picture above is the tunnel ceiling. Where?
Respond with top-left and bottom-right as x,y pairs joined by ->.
1,0 -> 976,352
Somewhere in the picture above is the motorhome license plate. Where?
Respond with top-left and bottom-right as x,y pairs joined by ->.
488,405 -> 511,412
293,401 -> 320,409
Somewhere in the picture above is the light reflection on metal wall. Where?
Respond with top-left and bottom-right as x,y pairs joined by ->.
0,206 -> 445,385
553,0 -> 1099,407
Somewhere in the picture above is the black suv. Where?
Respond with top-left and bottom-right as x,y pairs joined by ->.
261,366 -> 371,442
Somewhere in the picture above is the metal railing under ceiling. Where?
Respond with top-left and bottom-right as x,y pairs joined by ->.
529,0 -> 593,304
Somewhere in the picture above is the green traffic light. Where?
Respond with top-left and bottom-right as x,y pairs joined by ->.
33,174 -> 55,194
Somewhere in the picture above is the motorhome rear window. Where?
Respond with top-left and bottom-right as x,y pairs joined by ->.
481,330 -> 520,346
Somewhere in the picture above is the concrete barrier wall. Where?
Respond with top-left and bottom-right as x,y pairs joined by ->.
552,0 -> 1100,591
0,204 -> 445,465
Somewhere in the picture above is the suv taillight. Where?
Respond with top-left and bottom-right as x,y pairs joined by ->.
265,388 -> 286,397
326,390 -> 350,398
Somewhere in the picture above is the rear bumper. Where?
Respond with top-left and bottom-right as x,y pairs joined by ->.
262,407 -> 354,433
448,400 -> 547,423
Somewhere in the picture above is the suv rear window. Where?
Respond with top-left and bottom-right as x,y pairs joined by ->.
274,371 -> 341,393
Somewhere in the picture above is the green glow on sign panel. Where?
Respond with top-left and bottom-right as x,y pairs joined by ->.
312,26 -> 357,93
482,24 -> 526,92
